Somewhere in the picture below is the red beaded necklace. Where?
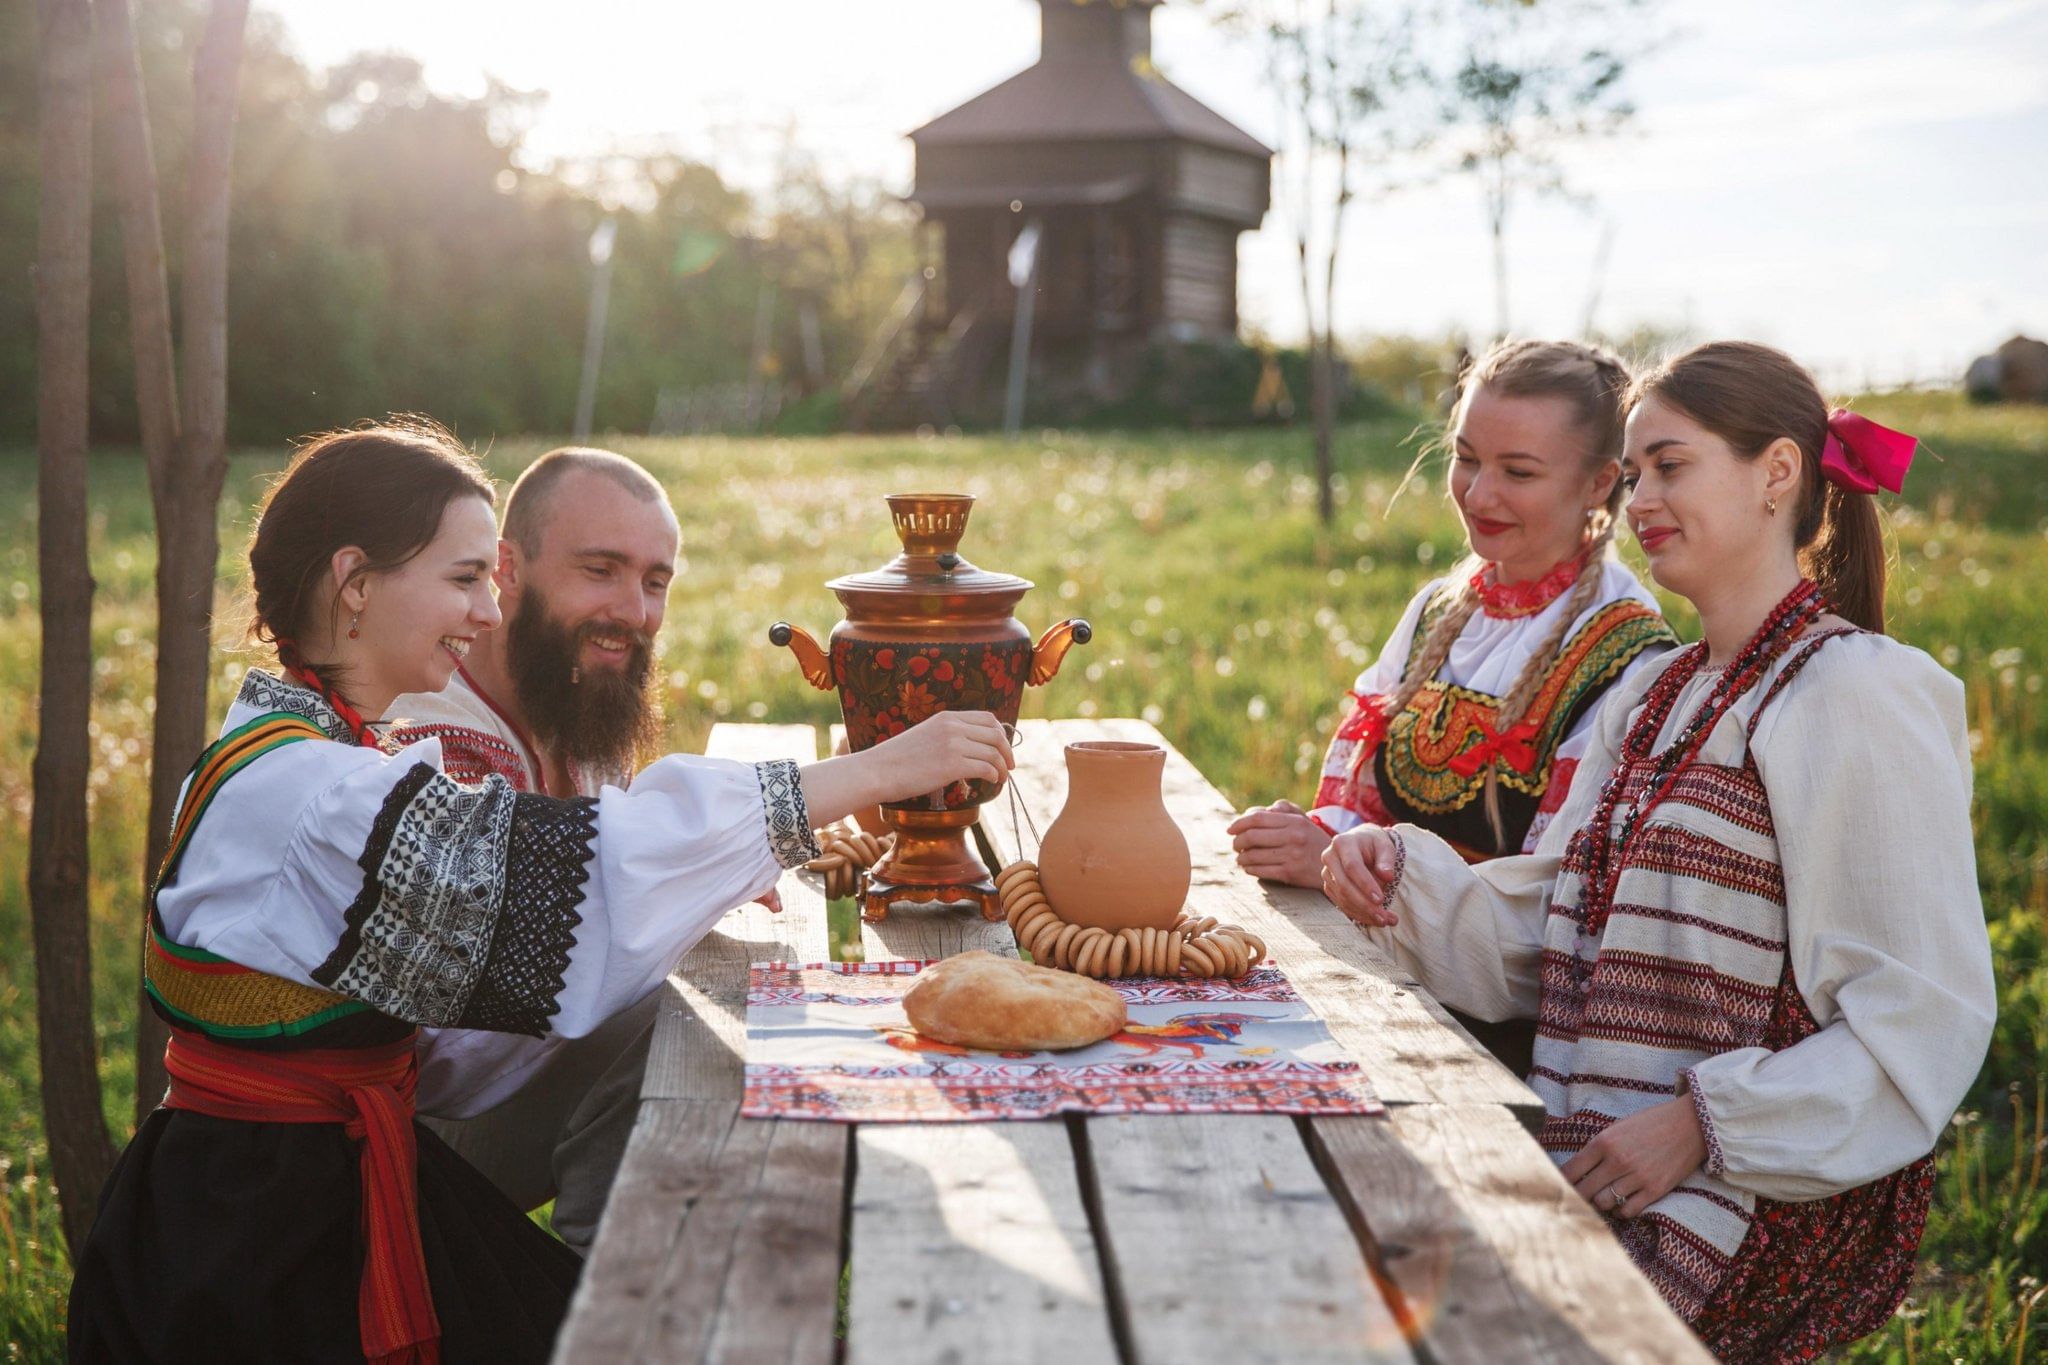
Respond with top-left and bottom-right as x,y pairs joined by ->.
275,640 -> 380,749
1573,578 -> 1828,938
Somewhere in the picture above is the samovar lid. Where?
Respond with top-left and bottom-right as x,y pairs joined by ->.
825,493 -> 1033,598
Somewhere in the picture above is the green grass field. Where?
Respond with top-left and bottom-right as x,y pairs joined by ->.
4,394 -> 2045,1360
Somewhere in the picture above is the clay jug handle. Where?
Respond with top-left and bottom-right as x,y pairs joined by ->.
768,622 -> 835,691
1028,618 -> 1092,687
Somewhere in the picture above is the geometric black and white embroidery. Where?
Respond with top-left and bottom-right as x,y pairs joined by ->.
755,757 -> 821,869
236,669 -> 359,745
455,792 -> 598,1035
312,762 -> 518,1026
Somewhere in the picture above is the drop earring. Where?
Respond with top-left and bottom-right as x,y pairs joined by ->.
348,610 -> 361,639
1766,497 -> 1778,516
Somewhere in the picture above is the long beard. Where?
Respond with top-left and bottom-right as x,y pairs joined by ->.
504,586 -> 663,777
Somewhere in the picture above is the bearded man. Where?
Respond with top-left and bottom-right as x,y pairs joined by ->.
385,445 -> 707,1252
389,446 -> 671,795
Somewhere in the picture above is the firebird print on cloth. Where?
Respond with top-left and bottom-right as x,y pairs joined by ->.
741,961 -> 1384,1123
1104,1011 -> 1268,1059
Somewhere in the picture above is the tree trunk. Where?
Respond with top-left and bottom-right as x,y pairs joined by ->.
1488,159 -> 1510,341
1314,127 -> 1352,530
1296,226 -> 1337,528
97,0 -> 181,1119
1310,333 -> 1336,525
128,0 -> 249,1116
33,0 -> 118,1256
96,0 -> 179,491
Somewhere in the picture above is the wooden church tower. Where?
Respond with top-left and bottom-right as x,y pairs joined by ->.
848,0 -> 1271,428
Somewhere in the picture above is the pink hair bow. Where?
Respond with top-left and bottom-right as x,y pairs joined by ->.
1820,408 -> 1917,495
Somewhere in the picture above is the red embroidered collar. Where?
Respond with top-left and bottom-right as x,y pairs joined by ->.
457,662 -> 554,797
1470,554 -> 1585,619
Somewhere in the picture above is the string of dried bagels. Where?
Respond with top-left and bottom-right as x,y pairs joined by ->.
995,860 -> 1266,980
804,825 -> 892,900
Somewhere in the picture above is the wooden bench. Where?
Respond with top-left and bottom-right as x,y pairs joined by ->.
552,719 -> 1708,1363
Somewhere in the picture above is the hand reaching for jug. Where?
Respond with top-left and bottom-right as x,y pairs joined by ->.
799,710 -> 1014,830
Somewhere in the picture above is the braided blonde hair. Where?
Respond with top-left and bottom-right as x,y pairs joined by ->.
1356,339 -> 1632,845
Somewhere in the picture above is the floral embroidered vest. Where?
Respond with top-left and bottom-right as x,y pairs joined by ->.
1372,594 -> 1675,857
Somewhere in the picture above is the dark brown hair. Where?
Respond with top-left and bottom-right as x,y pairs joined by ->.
1629,341 -> 1887,633
247,417 -> 495,694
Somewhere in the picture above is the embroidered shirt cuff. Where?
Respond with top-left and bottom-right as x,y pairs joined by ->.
1677,1066 -> 1727,1177
754,758 -> 822,869
1381,829 -> 1409,906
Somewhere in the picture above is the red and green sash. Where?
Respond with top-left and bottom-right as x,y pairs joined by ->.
147,712 -> 442,1361
143,712 -> 375,1041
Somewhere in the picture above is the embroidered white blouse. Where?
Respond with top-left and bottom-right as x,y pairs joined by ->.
1363,632 -> 1996,1202
158,671 -> 820,1117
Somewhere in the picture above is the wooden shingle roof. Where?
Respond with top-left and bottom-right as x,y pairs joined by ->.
911,2 -> 1269,161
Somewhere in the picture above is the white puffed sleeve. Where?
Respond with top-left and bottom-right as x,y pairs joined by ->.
1309,579 -> 1441,834
173,739 -> 820,1046
1362,654 -> 1654,1021
1677,636 -> 1995,1201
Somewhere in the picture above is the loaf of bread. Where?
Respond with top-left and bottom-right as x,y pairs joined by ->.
902,951 -> 1127,1052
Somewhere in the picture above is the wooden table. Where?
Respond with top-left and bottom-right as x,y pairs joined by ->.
553,719 -> 1709,1364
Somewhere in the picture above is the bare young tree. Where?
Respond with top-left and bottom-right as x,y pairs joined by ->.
32,0 -> 118,1255
1215,0 -> 1435,526
1438,0 -> 1647,339
96,0 -> 252,1120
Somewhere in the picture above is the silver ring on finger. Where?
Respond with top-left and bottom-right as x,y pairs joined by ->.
1602,1183 -> 1622,1212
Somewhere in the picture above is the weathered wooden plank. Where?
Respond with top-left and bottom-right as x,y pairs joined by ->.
995,719 -> 1539,1117
1308,1106 -> 1711,1364
555,724 -> 841,1365
704,1118 -> 852,1364
631,1114 -> 849,1364
984,725 -> 1418,1363
1087,1113 -> 1418,1364
847,1122 -> 1121,1365
859,901 -> 1016,962
846,794 -> 1121,1365
553,1097 -> 744,1361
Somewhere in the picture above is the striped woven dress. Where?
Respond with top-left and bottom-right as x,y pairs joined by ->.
1364,629 -> 1995,1362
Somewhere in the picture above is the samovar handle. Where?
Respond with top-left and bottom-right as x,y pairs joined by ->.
768,622 -> 836,692
1027,619 -> 1092,687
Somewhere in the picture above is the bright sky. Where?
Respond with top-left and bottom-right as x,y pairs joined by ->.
264,0 -> 2048,388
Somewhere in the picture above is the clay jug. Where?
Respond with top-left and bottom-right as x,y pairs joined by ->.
1037,742 -> 1191,931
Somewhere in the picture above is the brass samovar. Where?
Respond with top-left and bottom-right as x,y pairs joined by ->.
770,493 -> 1088,920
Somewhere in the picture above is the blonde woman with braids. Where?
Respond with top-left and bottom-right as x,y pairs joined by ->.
1231,340 -> 1676,1069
